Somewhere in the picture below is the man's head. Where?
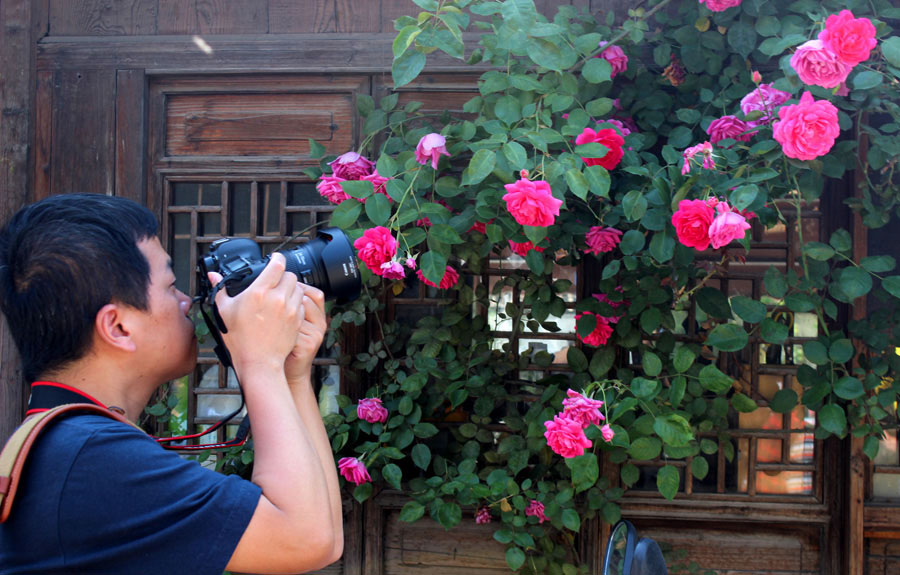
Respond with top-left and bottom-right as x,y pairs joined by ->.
0,193 -> 170,382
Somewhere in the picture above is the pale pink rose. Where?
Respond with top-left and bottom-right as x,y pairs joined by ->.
502,177 -> 563,227
354,226 -> 398,275
357,397 -> 389,423
597,41 -> 628,78
415,133 -> 451,170
575,312 -> 615,347
561,389 -> 605,429
708,203 -> 752,249
525,500 -> 547,523
835,82 -> 850,97
575,127 -> 625,170
475,506 -> 491,524
740,84 -> 792,124
416,265 -> 459,290
706,116 -> 754,145
681,142 -> 715,175
601,424 -> 615,443
585,226 -> 622,255
380,260 -> 406,280
790,40 -> 851,89
317,175 -> 351,205
772,92 -> 840,160
751,70 -> 762,84
508,240 -> 544,256
329,152 -> 375,180
338,457 -> 371,485
699,0 -> 741,11
544,413 -> 593,458
819,10 -> 877,66
672,199 -> 716,251
361,171 -> 393,202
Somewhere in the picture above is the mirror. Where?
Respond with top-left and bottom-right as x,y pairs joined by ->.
602,520 -> 668,575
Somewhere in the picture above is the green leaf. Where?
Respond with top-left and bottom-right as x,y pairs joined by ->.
413,422 -> 439,438
392,49 -> 427,88
803,341 -> 829,365
699,364 -> 733,394
525,249 -> 544,274
760,318 -> 789,344
567,346 -> 589,373
628,437 -> 662,461
524,225 -> 547,246
656,465 -> 679,501
862,256 -> 896,274
506,547 -> 526,571
731,393 -> 757,413
764,267 -> 787,298
341,179 -> 374,200
883,37 -> 900,67
575,142 -> 610,159
829,339 -> 855,363
883,276 -> 900,299
353,482 -> 373,503
589,347 -> 615,378
840,267 -> 873,300
705,324 -> 748,352
383,463 -> 403,489
436,500 -> 462,529
833,376 -> 864,400
622,190 -> 648,222
419,251 -> 447,286
495,95 -> 522,126
393,25 -> 422,58
804,242 -> 835,261
430,223 -> 464,245
673,346 -> 696,373
643,351 -> 662,377
727,19 -> 757,59
462,149 -> 496,186
819,404 -> 847,437
653,414 -> 693,447
864,435 -> 881,460
631,377 -> 660,400
618,229 -> 645,255
565,169 -> 589,201
330,199 -> 363,229
365,193 -> 391,226
697,287 -> 732,319
583,58 -> 613,83
412,444 -> 431,470
400,501 -> 425,522
503,141 -> 528,169
830,229 -> 852,252
561,508 -> 581,531
769,389 -> 798,413
566,454 -> 599,493
731,296 -> 766,323
691,456 -> 709,480
730,184 -> 758,212
621,463 -> 640,487
584,165 -> 611,197
852,70 -> 882,90
308,138 -> 326,159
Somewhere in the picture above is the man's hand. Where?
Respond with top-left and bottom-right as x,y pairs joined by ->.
284,284 -> 327,384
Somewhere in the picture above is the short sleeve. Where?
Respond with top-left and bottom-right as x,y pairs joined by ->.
56,416 -> 261,575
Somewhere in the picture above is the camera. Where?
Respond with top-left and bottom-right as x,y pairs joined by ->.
197,227 -> 361,310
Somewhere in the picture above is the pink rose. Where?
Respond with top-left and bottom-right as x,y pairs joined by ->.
338,457 -> 371,485
416,265 -> 459,290
405,256 -> 417,270
380,260 -> 406,280
561,389 -> 605,429
361,171 -> 392,202
415,133 -> 451,170
672,199 -> 716,251
585,226 -> 622,255
601,118 -> 632,137
525,500 -> 547,523
544,413 -> 593,458
790,40 -> 851,89
706,116 -> 754,145
593,291 -> 627,323
508,240 -> 544,256
772,92 -> 840,160
708,203 -> 752,249
329,151 -> 375,180
819,10 -> 877,66
699,0 -> 741,11
357,397 -> 389,423
317,175 -> 351,205
740,84 -> 792,124
502,177 -> 563,228
601,424 -> 615,443
597,41 -> 628,78
354,226 -> 398,275
575,312 -> 615,347
681,142 -> 715,175
575,128 -> 625,170
469,221 -> 487,234
751,70 -> 762,84
475,506 -> 491,525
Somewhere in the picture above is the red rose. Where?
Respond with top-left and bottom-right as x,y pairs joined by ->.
672,199 -> 716,251
575,128 -> 624,170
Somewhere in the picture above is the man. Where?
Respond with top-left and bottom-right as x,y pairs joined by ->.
0,193 -> 343,574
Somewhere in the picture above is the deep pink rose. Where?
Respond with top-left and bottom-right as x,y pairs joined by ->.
469,221 -> 487,234
790,40 -> 851,89
329,151 -> 375,180
681,142 -> 715,176
575,312 -> 614,347
601,424 -> 615,443
357,397 -> 389,423
405,256 -> 417,270
706,116 -> 754,145
601,118 -> 632,137
740,84 -> 792,124
502,177 -> 563,227
415,133 -> 451,169
475,506 -> 491,524
354,226 -> 398,275
561,389 -> 605,429
338,457 -> 371,485
525,500 -> 547,523
380,260 -> 406,280
416,265 -> 459,290
361,171 -> 392,202
597,41 -> 628,78
544,413 -> 592,458
508,240 -> 544,257
317,175 -> 351,205
699,0 -> 741,11
772,92 -> 840,161
585,226 -> 622,255
672,199 -> 716,251
708,203 -> 752,249
819,10 -> 877,66
575,128 -> 625,170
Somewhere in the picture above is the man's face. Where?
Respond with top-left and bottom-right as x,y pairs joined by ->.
134,237 -> 197,382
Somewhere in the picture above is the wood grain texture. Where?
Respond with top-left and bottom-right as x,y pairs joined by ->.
48,0 -> 157,36
158,0 -> 268,34
33,70 -> 53,200
335,0 -> 380,33
115,69 -> 147,204
269,0 -> 335,33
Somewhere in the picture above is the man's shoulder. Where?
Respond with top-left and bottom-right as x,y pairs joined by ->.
38,412 -> 149,450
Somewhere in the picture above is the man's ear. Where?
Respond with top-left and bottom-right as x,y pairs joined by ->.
94,303 -> 138,353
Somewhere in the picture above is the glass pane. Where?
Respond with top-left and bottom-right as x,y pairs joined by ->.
173,182 -> 199,206
261,182 -> 281,235
875,430 -> 899,466
288,182 -> 330,206
230,183 -> 252,235
519,338 -> 573,364
196,393 -> 245,418
201,184 -> 221,206
534,308 -> 576,333
200,212 -> 220,236
316,364 -> 341,416
757,439 -> 782,463
173,213 -> 191,235
873,473 -> 900,499
172,238 -> 191,295
288,212 -> 313,236
755,471 -> 813,495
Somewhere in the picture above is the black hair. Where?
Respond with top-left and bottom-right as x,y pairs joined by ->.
0,193 -> 159,382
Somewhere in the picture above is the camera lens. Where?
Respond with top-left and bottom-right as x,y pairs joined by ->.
280,228 -> 360,303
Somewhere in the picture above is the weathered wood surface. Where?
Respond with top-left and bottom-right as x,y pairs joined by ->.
115,69 -> 147,204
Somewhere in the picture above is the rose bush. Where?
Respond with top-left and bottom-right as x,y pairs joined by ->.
292,1 -> 900,573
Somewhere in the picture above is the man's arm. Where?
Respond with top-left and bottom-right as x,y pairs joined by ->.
208,255 -> 340,574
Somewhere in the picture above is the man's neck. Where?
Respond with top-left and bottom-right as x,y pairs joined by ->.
42,362 -> 158,422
